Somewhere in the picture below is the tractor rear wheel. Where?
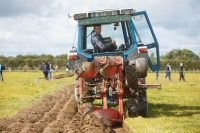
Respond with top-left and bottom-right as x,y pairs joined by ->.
126,65 -> 139,117
125,65 -> 138,91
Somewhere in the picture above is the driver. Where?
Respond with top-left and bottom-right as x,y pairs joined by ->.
91,24 -> 117,52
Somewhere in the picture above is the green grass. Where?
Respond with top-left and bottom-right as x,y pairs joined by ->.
0,71 -> 74,118
125,72 -> 200,133
0,72 -> 200,132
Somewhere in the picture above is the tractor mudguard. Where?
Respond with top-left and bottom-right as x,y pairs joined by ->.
127,49 -> 148,66
127,49 -> 148,78
136,58 -> 147,78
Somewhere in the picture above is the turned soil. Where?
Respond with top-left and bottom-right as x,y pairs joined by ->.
0,84 -> 133,133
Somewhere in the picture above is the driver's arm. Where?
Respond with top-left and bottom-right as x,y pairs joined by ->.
92,33 -> 112,50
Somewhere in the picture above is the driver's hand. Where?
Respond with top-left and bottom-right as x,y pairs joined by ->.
112,40 -> 116,44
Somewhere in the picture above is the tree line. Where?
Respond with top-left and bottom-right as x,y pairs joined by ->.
160,49 -> 200,71
0,49 -> 199,71
0,54 -> 68,70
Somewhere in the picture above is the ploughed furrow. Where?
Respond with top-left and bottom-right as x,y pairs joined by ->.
0,84 -> 133,133
0,84 -> 75,133
43,95 -> 77,133
20,86 -> 73,133
64,112 -> 115,133
1,94 -> 58,133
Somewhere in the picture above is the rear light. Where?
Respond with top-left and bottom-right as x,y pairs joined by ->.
69,55 -> 79,60
138,47 -> 147,53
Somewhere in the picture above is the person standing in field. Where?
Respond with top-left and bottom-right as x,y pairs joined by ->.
66,63 -> 69,72
164,63 -> 172,81
0,63 -> 5,81
55,65 -> 58,72
155,71 -> 159,81
40,61 -> 50,81
48,62 -> 55,80
178,63 -> 185,81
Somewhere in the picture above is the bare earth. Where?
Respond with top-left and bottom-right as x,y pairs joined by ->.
0,84 -> 133,133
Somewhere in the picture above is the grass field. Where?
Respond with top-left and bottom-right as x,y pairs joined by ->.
125,72 -> 200,133
0,71 -> 200,133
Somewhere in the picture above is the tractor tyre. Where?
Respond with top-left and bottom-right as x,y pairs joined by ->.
138,78 -> 148,117
126,97 -> 138,117
125,65 -> 138,91
138,96 -> 148,117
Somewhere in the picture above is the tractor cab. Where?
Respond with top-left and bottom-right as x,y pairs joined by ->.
68,8 -> 160,71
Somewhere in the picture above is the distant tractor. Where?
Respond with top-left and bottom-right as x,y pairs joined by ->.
68,8 -> 160,127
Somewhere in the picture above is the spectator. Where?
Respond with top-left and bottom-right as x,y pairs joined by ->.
178,63 -> 185,81
0,63 -> 5,81
48,62 -> 55,80
40,61 -> 50,81
164,63 -> 172,81
66,63 -> 69,72
55,65 -> 58,72
155,71 -> 159,81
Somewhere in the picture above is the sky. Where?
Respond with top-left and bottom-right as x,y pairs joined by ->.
0,0 -> 200,57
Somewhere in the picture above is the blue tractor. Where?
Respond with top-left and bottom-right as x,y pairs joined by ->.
68,8 -> 160,127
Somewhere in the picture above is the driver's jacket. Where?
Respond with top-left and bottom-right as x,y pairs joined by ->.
91,32 -> 111,51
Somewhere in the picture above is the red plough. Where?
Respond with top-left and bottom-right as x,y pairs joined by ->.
76,56 -> 160,127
